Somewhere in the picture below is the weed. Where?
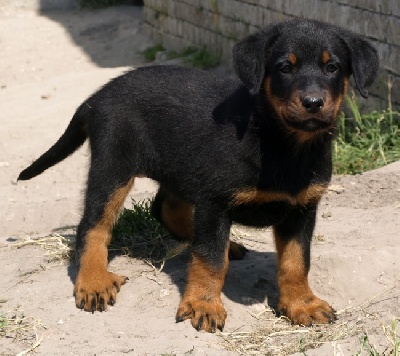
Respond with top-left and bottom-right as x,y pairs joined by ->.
139,43 -> 220,70
382,319 -> 400,356
298,336 -> 309,355
14,234 -> 75,262
13,199 -> 185,267
0,307 -> 45,344
142,44 -> 165,61
222,314 -> 360,355
333,95 -> 400,174
0,314 -> 7,332
167,47 -> 198,60
111,199 -> 188,265
356,334 -> 381,355
183,46 -> 221,69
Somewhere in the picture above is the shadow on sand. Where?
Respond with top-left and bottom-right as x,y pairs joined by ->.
39,2 -> 151,68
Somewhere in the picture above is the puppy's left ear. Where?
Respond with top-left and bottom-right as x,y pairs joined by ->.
340,32 -> 379,98
232,25 -> 281,95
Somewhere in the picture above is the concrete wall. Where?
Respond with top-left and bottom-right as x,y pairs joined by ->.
143,0 -> 400,110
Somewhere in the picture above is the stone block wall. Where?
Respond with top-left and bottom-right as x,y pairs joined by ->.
143,0 -> 400,109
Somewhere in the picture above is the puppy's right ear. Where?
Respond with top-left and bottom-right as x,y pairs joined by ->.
232,25 -> 281,95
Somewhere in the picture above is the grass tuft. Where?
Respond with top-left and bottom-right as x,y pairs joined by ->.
142,44 -> 165,62
143,45 -> 221,69
111,199 -> 188,266
0,307 -> 45,348
13,199 -> 186,268
333,95 -> 400,175
222,314 -> 360,355
180,46 -> 221,69
14,234 -> 75,263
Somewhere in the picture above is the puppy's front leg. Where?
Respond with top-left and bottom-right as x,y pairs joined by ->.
273,206 -> 336,326
176,202 -> 231,333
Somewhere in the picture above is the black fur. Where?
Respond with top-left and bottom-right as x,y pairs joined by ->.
19,19 -> 378,330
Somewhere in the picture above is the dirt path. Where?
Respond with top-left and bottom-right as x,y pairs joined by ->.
1,6 -> 399,356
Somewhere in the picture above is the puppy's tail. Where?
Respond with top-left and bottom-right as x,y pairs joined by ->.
18,104 -> 89,181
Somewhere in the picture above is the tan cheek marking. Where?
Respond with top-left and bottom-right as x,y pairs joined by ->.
264,77 -> 286,121
325,77 -> 350,118
337,77 -> 350,110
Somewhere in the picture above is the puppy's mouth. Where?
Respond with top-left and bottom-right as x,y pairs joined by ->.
284,116 -> 333,132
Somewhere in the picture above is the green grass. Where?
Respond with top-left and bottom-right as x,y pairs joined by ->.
333,96 -> 400,175
142,44 -> 165,62
167,47 -> 198,60
143,45 -> 221,69
356,334 -> 381,355
112,199 -> 187,265
0,314 -> 7,335
0,308 -> 44,342
181,46 -> 221,69
355,325 -> 400,356
383,319 -> 400,356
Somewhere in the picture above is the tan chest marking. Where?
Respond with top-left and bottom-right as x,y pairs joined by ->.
232,183 -> 328,207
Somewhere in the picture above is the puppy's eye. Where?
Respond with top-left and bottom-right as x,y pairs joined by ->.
280,65 -> 291,74
326,63 -> 338,73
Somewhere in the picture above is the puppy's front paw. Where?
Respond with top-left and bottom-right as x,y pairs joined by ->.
279,294 -> 336,326
176,295 -> 227,333
74,269 -> 128,313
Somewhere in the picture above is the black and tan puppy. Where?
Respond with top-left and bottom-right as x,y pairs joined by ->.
19,19 -> 378,333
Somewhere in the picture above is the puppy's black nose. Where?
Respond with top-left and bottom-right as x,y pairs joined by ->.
302,96 -> 324,113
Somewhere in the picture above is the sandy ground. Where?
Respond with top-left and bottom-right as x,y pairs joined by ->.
0,5 -> 399,356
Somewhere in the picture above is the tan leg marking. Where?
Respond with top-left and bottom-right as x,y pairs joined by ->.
274,233 -> 336,325
75,178 -> 134,312
161,191 -> 247,260
161,191 -> 194,241
176,249 -> 229,332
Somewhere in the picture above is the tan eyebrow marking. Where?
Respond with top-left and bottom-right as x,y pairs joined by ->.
321,50 -> 330,64
288,52 -> 298,65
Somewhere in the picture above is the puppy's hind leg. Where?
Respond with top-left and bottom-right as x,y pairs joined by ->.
151,185 -> 247,260
74,159 -> 134,313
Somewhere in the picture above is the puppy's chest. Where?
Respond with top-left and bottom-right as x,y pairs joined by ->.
231,183 -> 328,207
233,143 -> 331,207
227,182 -> 327,228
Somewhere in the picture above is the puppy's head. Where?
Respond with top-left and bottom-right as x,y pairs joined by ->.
232,20 -> 379,138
